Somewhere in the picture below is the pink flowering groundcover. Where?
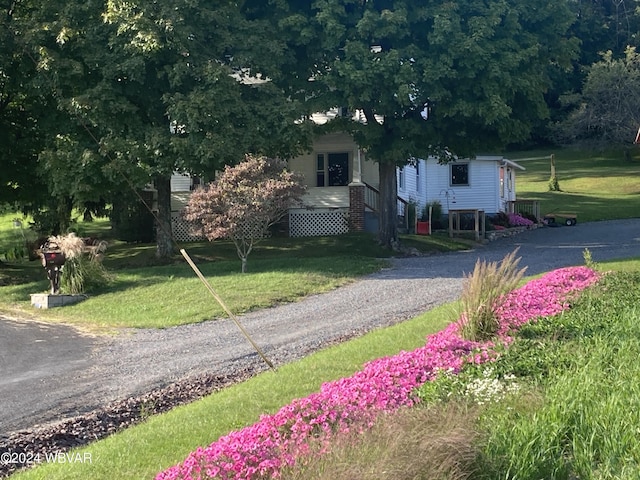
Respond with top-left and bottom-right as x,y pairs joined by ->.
156,266 -> 600,480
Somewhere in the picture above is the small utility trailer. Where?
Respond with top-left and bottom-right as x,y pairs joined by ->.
544,212 -> 577,226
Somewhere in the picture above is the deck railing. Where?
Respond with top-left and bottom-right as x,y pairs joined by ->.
508,199 -> 541,222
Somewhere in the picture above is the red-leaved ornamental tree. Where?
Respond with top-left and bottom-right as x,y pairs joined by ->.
185,155 -> 306,272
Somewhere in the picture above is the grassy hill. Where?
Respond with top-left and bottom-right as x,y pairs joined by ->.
510,148 -> 640,222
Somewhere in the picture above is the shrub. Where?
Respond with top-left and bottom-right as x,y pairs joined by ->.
458,249 -> 527,341
61,252 -> 112,294
421,201 -> 443,229
48,233 -> 111,294
185,156 -> 306,273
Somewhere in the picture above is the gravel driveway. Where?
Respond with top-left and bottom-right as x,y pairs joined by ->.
2,219 -> 640,438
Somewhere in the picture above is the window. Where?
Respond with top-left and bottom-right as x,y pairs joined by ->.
398,167 -> 405,190
316,152 -> 349,187
327,153 -> 349,186
450,163 -> 469,186
316,154 -> 325,187
415,163 -> 420,192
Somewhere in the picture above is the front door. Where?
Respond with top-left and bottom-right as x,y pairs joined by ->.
327,153 -> 349,186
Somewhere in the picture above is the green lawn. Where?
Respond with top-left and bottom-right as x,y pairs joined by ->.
510,148 -> 640,222
0,211 -> 469,329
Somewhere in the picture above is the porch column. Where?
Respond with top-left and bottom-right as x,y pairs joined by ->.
348,183 -> 365,232
352,148 -> 363,184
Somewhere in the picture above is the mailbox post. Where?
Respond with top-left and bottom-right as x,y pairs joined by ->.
40,241 -> 66,295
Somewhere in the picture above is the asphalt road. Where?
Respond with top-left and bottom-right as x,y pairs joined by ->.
1,218 -> 639,437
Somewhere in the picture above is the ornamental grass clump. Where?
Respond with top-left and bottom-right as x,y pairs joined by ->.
458,249 -> 527,341
48,233 -> 111,294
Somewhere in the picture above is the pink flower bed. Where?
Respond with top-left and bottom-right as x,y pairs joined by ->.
156,266 -> 600,480
507,212 -> 535,227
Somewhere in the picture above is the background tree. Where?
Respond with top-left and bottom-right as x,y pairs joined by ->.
554,47 -> 640,157
261,0 -> 578,248
0,0 -> 51,210
539,0 -> 640,142
184,156 -> 306,273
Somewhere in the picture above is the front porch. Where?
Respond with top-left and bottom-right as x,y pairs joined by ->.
288,183 -> 409,237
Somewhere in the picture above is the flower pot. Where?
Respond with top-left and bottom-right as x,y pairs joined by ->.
416,221 -> 431,235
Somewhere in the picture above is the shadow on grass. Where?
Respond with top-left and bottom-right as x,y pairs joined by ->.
0,232 -> 468,302
514,190 -> 640,222
103,233 -> 395,270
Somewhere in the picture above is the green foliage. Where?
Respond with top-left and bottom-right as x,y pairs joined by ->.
548,174 -> 561,191
583,247 -> 597,270
458,249 -> 527,341
61,254 -> 113,295
405,200 -> 417,233
418,365 -> 522,408
555,48 -> 640,148
420,201 -> 442,229
474,271 -> 640,479
0,216 -> 37,263
110,191 -> 155,243
262,0 -> 577,247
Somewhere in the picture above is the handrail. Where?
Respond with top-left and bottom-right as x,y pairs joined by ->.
363,181 -> 410,230
363,182 -> 380,212
363,182 -> 409,211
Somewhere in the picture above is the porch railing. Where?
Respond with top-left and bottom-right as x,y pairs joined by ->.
364,182 -> 410,230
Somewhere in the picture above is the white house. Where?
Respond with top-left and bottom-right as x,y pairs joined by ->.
397,155 -> 525,219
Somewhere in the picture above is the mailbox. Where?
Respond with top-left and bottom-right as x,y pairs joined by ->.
40,241 -> 66,295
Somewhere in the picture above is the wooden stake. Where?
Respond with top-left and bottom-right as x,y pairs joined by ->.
180,249 -> 276,371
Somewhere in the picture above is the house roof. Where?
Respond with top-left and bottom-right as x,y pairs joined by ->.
471,156 -> 525,171
309,108 -> 384,125
440,155 -> 525,171
501,159 -> 526,171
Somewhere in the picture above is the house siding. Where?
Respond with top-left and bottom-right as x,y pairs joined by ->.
445,160 -> 498,213
300,187 -> 350,208
399,156 -> 519,216
171,173 -> 192,192
397,164 -> 420,203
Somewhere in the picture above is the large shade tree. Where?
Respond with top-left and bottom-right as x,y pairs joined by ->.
542,0 -> 640,137
0,0 -> 50,209
23,0 -> 311,256
257,0 -> 578,248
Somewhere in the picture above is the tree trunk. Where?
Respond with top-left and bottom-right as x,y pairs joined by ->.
377,161 -> 398,249
154,174 -> 174,259
52,196 -> 74,235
